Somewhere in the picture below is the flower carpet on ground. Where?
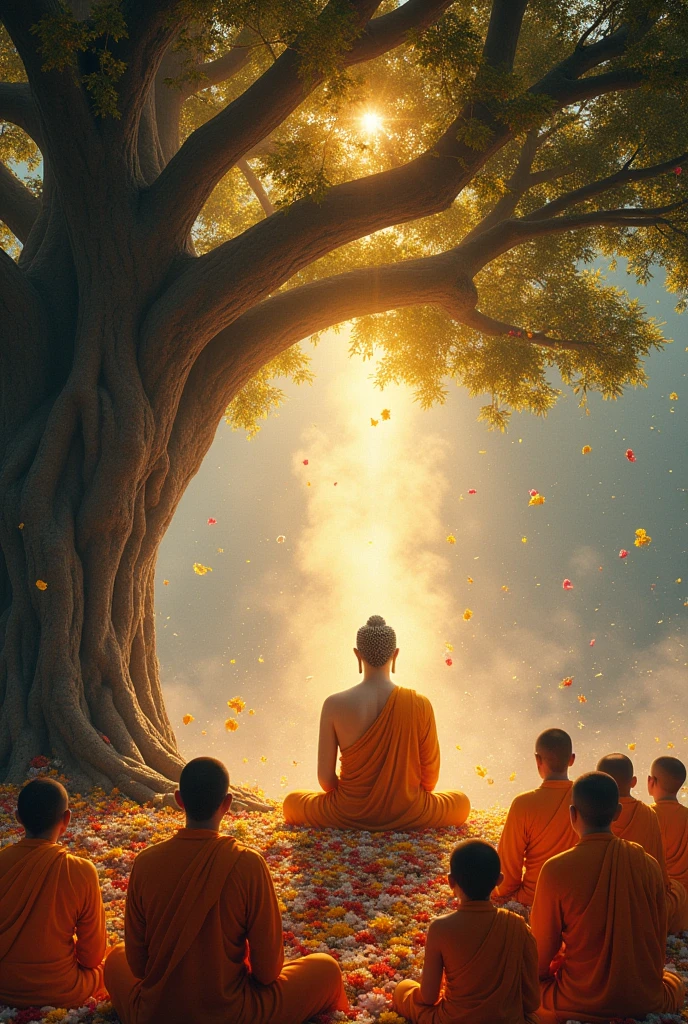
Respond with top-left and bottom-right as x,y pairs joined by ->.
2,779 -> 688,1024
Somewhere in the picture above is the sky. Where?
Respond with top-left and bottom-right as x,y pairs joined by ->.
156,264 -> 687,808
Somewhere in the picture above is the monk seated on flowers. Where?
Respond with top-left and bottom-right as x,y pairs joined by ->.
104,756 -> 348,1024
393,838 -> 540,1024
0,778 -> 107,1009
495,728 -> 577,906
530,771 -> 685,1024
598,751 -> 688,934
283,614 -> 470,831
649,756 -> 688,930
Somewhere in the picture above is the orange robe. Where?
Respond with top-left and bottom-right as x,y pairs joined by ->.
495,781 -> 577,906
530,833 -> 684,1024
654,798 -> 688,933
283,687 -> 469,831
103,828 -> 348,1024
613,795 -> 688,933
393,902 -> 540,1024
0,838 -> 106,1008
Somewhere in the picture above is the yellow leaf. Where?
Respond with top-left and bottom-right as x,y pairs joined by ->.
182,714 -> 194,725
509,772 -> 516,782
529,494 -> 546,506
463,608 -> 473,621
370,418 -> 379,427
669,392 -> 678,400
627,743 -> 636,751
475,765 -> 488,777
381,409 -> 391,420
163,579 -> 170,585
227,696 -> 245,714
35,579 -> 48,591
581,445 -> 592,455
446,534 -> 456,544
193,562 -> 213,575
224,718 -> 239,732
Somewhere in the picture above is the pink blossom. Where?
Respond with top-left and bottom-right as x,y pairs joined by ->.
562,579 -> 574,590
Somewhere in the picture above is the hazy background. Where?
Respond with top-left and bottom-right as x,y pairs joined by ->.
157,263 -> 687,807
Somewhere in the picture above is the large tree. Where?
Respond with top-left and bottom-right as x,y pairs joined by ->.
1,0 -> 686,801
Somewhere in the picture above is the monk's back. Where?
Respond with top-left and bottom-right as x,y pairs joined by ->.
433,905 -> 538,1024
0,839 -> 104,1008
329,679 -> 397,751
654,800 -> 688,886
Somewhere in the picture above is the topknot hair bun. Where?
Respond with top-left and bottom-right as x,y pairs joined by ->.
356,615 -> 397,668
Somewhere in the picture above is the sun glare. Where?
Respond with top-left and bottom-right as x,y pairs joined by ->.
361,110 -> 384,135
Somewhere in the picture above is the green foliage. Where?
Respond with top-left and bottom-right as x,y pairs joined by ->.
30,0 -> 128,118
225,345 -> 314,437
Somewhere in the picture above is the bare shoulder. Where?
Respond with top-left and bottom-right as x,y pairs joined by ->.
322,684 -> 364,712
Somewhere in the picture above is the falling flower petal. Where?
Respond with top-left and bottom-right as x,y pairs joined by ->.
207,517 -> 217,525
227,696 -> 246,714
163,579 -> 169,586
182,714 -> 194,725
381,409 -> 391,420
447,534 -> 456,544
445,642 -> 454,652
529,489 -> 539,497
248,709 -> 255,716
193,563 -> 212,575
562,579 -> 574,590
509,772 -> 517,782
302,459 -> 309,465
578,694 -> 587,703
456,744 -> 461,751
276,535 -> 286,543
529,494 -> 546,506
258,656 -> 265,663
675,167 -> 682,174
224,718 -> 239,732
628,743 -> 636,751
445,658 -> 453,666
625,449 -> 636,462
619,549 -> 629,559
634,528 -> 652,548
260,755 -> 268,763
370,418 -> 379,426
18,522 -> 24,530
468,488 -> 477,495
463,608 -> 473,621
35,579 -> 47,591
467,576 -> 474,584
521,536 -> 527,543
501,585 -> 509,592
669,392 -> 679,400
560,677 -> 574,688
590,639 -> 596,647
475,765 -> 488,778
581,445 -> 592,455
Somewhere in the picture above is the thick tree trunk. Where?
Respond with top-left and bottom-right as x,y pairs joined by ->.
0,316 -> 269,808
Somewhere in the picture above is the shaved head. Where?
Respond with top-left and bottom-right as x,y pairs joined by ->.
17,778 -> 68,836
597,753 -> 635,796
536,728 -> 573,774
179,757 -> 230,821
651,757 -> 687,795
572,771 -> 620,829
449,839 -> 501,900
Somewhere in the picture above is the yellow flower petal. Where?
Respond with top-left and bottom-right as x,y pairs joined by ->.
182,714 -> 194,725
446,534 -> 456,544
224,718 -> 239,732
463,608 -> 473,621
193,562 -> 213,575
35,579 -> 48,591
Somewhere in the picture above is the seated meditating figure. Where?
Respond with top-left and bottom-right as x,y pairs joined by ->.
393,839 -> 540,1024
283,615 -> 470,831
104,757 -> 347,1024
530,771 -> 685,1024
495,729 -> 577,906
0,778 -> 107,1008
597,751 -> 688,933
649,756 -> 688,929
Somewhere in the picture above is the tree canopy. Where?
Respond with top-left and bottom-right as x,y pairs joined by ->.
1,0 -> 688,799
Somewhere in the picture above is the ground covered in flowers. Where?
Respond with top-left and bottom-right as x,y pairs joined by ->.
2,781 -> 688,1024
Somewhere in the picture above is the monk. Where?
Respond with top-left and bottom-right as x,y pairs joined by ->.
530,771 -> 685,1024
495,729 -> 577,906
393,839 -> 540,1024
598,751 -> 688,933
0,778 -> 106,1008
104,757 -> 347,1024
650,755 -> 688,931
283,615 -> 469,831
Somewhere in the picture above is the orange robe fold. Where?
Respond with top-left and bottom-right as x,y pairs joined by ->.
653,798 -> 688,933
530,833 -> 684,1024
283,687 -> 469,831
104,828 -> 347,1024
613,795 -> 688,934
0,838 -> 106,1008
393,902 -> 540,1024
495,780 -> 577,906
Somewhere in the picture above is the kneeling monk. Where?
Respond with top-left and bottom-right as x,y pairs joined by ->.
393,839 -> 540,1024
283,615 -> 469,831
530,771 -> 684,1024
105,758 -> 347,1024
0,778 -> 107,1008
598,751 -> 688,934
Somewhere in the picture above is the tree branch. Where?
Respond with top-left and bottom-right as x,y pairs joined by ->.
523,152 -> 687,221
142,0 -> 454,239
181,26 -> 257,96
237,158 -> 274,217
0,162 -> 39,243
0,82 -> 42,144
457,308 -> 594,352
